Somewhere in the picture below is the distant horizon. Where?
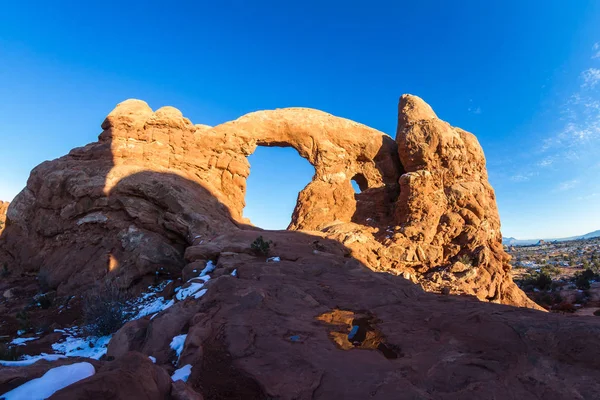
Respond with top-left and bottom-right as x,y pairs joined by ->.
1,1 -> 600,238
503,228 -> 600,242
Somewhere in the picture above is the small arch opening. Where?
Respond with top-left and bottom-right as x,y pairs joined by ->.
244,146 -> 315,230
351,173 -> 369,194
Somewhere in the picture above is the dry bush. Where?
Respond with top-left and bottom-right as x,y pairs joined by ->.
551,302 -> 576,313
82,281 -> 131,337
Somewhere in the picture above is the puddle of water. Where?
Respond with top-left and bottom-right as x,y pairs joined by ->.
317,309 -> 402,359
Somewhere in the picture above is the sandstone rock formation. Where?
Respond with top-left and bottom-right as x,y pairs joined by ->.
0,95 -> 533,308
4,97 -> 600,398
0,201 -> 8,233
50,232 -> 600,399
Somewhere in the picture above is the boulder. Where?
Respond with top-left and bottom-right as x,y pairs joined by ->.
106,318 -> 151,360
0,358 -> 103,395
50,352 -> 172,400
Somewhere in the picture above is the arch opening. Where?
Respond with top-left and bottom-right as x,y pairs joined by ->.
351,173 -> 369,194
243,146 -> 315,230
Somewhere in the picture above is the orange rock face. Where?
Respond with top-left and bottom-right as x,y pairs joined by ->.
0,95 -> 535,308
0,201 -> 8,233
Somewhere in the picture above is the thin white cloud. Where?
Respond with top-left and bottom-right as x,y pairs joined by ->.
543,94 -> 600,151
557,179 -> 579,191
510,174 -> 530,182
510,171 -> 538,182
581,68 -> 600,88
506,44 -> 599,188
593,42 -> 600,59
537,157 -> 554,167
577,192 -> 600,201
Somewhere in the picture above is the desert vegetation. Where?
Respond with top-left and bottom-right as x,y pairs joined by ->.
509,236 -> 600,314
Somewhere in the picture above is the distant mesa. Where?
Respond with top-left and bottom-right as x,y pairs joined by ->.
502,230 -> 600,246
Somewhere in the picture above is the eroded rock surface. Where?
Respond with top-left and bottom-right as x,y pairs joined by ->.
0,201 -> 8,234
106,231 -> 600,399
0,95 -> 531,307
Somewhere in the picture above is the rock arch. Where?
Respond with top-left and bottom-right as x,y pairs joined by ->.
0,96 -> 539,308
208,107 -> 404,230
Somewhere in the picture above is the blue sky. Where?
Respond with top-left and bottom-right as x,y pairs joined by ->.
1,1 -> 599,238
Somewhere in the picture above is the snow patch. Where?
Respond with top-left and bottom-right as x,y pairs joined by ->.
149,356 -> 156,363
170,334 -> 187,360
0,354 -> 66,367
175,283 -> 205,301
171,364 -> 192,382
200,260 -> 215,276
1,362 -> 95,400
132,280 -> 175,319
10,337 -> 38,346
267,257 -> 280,263
52,334 -> 111,360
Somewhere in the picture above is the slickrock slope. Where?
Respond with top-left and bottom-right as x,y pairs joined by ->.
35,231 -> 600,399
0,95 -> 531,307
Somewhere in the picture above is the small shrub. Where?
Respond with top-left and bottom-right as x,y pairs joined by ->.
593,309 -> 600,316
0,344 -> 21,361
540,265 -> 560,277
457,254 -> 473,267
250,236 -> 272,256
575,274 -> 591,290
38,294 -> 52,310
552,302 -> 576,313
518,271 -> 553,292
82,281 -> 131,337
536,272 -> 553,291
531,292 -> 562,307
16,310 -> 31,332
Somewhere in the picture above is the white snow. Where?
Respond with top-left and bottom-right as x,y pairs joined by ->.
52,334 -> 111,360
231,269 -> 237,277
170,334 -> 187,360
266,257 -> 280,262
148,356 -> 156,363
10,337 -> 38,346
135,295 -> 173,318
200,260 -> 215,276
171,364 -> 192,382
132,280 -> 175,319
175,283 -> 205,301
2,269 -> 215,369
0,354 -> 66,367
2,362 -> 95,400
